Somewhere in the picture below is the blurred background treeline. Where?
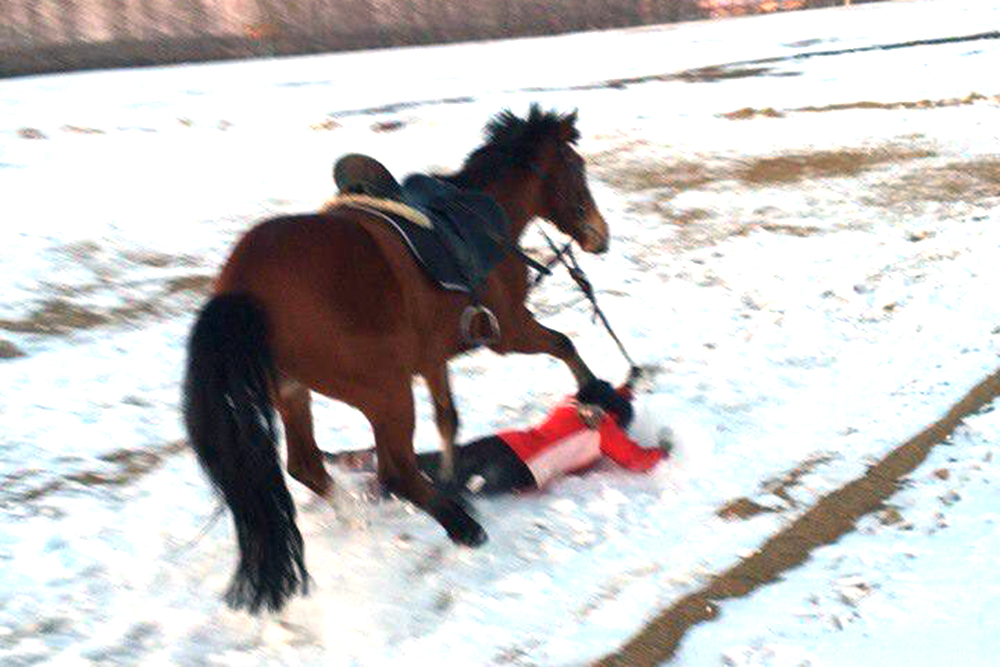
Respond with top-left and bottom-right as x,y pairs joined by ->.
1,0 -> 882,78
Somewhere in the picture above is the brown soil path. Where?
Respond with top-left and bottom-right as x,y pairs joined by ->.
596,367 -> 1000,667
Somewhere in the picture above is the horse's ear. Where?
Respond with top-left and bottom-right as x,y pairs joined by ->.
558,109 -> 580,143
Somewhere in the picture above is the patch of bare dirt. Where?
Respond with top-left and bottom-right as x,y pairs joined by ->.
589,146 -> 717,251
877,506 -> 908,528
676,65 -> 795,84
591,158 -> 715,195
0,299 -> 111,335
673,207 -> 712,224
756,222 -> 824,237
0,339 -> 26,359
120,249 -> 199,268
717,497 -> 776,521
590,142 -> 943,257
17,127 -> 47,140
0,243 -> 213,342
736,147 -> 937,186
795,91 -> 998,114
592,144 -> 937,201
0,441 -> 187,509
371,119 -> 406,133
165,274 -> 214,295
721,107 -> 786,120
583,64 -> 798,91
60,125 -> 105,135
0,287 -> 212,337
720,92 -> 999,121
717,452 -> 836,521
310,118 -> 341,131
597,368 -> 1000,667
873,157 -> 1000,207
494,639 -> 542,667
761,451 -> 837,507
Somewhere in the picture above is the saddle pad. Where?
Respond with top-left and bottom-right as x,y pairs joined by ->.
323,194 -> 432,229
323,196 -> 473,294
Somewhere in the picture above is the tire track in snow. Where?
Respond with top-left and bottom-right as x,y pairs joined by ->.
596,367 -> 1000,667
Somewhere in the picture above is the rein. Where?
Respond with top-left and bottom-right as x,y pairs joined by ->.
457,153 -> 636,367
528,227 -> 638,369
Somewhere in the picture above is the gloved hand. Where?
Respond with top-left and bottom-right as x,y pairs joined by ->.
625,366 -> 644,388
656,427 -> 675,456
576,403 -> 606,429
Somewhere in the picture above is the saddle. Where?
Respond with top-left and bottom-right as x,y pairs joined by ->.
329,154 -> 512,344
331,153 -> 511,295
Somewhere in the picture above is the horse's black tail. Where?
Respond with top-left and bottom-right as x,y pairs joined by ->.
183,293 -> 308,614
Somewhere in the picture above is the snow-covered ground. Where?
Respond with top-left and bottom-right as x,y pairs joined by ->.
1,0 -> 998,664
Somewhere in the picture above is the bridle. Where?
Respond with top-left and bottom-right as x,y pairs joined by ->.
529,227 -> 637,369
476,147 -> 639,369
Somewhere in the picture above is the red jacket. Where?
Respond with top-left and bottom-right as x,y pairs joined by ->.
497,387 -> 663,488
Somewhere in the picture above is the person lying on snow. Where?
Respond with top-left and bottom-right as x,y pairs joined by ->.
328,368 -> 671,495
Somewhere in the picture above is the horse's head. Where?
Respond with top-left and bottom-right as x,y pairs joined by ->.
532,112 -> 609,254
450,105 -> 610,255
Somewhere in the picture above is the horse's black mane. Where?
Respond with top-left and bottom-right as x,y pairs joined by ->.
442,104 -> 579,189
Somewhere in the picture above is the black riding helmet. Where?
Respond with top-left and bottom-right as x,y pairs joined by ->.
576,379 -> 633,429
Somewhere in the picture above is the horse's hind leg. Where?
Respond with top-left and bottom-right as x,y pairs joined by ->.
367,381 -> 486,546
275,379 -> 334,498
421,363 -> 458,483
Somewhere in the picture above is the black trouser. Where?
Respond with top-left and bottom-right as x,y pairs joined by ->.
417,435 -> 536,495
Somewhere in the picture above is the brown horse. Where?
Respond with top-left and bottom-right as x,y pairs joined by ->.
183,105 -> 609,613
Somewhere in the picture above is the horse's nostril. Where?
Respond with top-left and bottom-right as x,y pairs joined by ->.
591,227 -> 609,253
578,211 -> 609,254
583,230 -> 609,254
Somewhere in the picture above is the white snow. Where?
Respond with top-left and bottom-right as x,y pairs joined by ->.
1,0 -> 999,665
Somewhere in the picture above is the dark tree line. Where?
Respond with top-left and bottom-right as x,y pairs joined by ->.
1,0 -> 883,77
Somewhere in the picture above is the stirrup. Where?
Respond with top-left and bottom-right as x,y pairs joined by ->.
460,305 -> 500,347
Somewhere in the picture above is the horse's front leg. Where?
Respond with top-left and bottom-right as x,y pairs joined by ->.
366,381 -> 486,546
506,313 -> 597,390
421,363 -> 459,483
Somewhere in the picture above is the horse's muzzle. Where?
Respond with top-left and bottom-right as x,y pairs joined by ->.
580,212 -> 610,254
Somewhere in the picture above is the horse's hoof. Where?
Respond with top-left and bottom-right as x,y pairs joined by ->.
450,520 -> 488,547
433,498 -> 488,547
